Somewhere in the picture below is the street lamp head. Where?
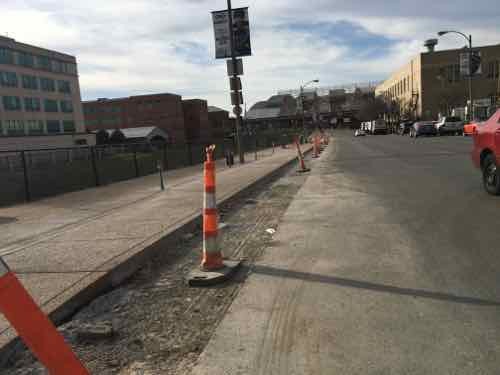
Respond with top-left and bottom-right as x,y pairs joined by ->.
437,31 -> 448,37
313,79 -> 319,83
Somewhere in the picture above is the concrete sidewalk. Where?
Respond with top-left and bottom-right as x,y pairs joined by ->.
0,145 -> 306,352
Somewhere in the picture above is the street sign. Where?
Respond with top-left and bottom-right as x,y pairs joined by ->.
227,58 -> 243,76
460,50 -> 482,76
212,7 -> 252,59
471,51 -> 482,75
229,76 -> 242,91
231,91 -> 243,105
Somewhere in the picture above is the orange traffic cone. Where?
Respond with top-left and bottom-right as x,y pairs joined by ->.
0,258 -> 89,375
187,146 -> 241,286
201,145 -> 224,271
295,138 -> 310,173
312,136 -> 320,158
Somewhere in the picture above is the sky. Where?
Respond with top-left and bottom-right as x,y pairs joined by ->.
2,0 -> 499,111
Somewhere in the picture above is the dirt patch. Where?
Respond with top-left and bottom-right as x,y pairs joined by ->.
2,168 -> 308,375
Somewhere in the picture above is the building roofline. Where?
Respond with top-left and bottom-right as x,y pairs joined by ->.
0,35 -> 76,61
82,92 -> 182,104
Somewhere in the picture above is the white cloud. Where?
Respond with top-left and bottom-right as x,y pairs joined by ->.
1,0 -> 499,110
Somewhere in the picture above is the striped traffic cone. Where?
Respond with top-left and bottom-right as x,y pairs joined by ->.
312,136 -> 319,158
0,258 -> 89,375
188,145 -> 241,286
295,138 -> 310,173
201,145 -> 224,271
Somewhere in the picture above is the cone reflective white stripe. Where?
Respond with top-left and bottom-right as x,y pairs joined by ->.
204,192 -> 216,210
204,236 -> 218,253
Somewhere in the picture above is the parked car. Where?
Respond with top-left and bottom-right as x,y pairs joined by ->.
368,119 -> 388,135
435,116 -> 464,136
471,109 -> 500,195
355,129 -> 366,137
464,121 -> 481,136
399,121 -> 414,135
409,121 -> 438,137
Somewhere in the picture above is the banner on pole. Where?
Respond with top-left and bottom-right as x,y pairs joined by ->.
212,7 -> 252,59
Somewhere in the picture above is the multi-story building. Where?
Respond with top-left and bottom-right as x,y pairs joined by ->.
182,99 -> 213,142
376,43 -> 500,121
245,94 -> 299,130
208,106 -> 234,139
83,93 -> 186,143
0,36 -> 93,150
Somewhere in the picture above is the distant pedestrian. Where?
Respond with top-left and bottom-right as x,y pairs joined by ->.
226,150 -> 234,168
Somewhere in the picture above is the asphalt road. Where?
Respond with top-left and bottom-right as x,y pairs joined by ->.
191,130 -> 500,375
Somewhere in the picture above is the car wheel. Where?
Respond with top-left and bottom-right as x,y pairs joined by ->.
482,154 -> 500,195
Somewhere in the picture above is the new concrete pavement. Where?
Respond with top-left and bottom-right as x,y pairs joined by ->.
0,145 -> 306,353
191,131 -> 500,374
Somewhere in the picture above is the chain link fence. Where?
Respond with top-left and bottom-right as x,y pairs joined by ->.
0,131 -> 300,207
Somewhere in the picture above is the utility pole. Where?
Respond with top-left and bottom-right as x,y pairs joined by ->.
227,0 -> 245,164
468,34 -> 473,121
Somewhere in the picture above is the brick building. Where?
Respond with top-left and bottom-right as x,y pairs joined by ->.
208,106 -> 234,138
376,43 -> 500,121
83,93 -> 186,143
182,99 -> 212,142
0,36 -> 94,150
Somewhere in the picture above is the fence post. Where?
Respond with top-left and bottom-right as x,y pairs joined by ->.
133,145 -> 139,177
90,146 -> 99,186
20,151 -> 31,202
254,135 -> 258,161
187,143 -> 193,166
163,143 -> 168,170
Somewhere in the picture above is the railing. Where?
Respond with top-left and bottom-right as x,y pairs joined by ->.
0,132 -> 300,207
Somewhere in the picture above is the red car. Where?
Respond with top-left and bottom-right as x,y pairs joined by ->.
463,121 -> 479,136
472,109 -> 500,194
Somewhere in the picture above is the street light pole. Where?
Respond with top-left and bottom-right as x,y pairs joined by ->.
299,79 -> 319,140
227,0 -> 244,164
438,30 -> 474,121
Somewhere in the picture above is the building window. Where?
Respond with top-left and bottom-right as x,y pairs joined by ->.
52,60 -> 63,73
62,120 -> 76,133
0,120 -> 3,136
63,62 -> 77,75
44,99 -> 59,112
487,61 -> 499,79
0,71 -> 18,87
3,96 -> 22,111
5,120 -> 25,136
17,52 -> 35,67
454,64 -> 460,82
24,97 -> 41,112
27,120 -> 45,135
36,55 -> 51,71
0,48 -> 14,64
40,77 -> 56,92
60,100 -> 74,113
46,120 -> 61,134
22,75 -> 39,90
83,106 -> 95,114
57,80 -> 71,93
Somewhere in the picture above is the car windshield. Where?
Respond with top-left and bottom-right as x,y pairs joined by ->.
2,3 -> 500,375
